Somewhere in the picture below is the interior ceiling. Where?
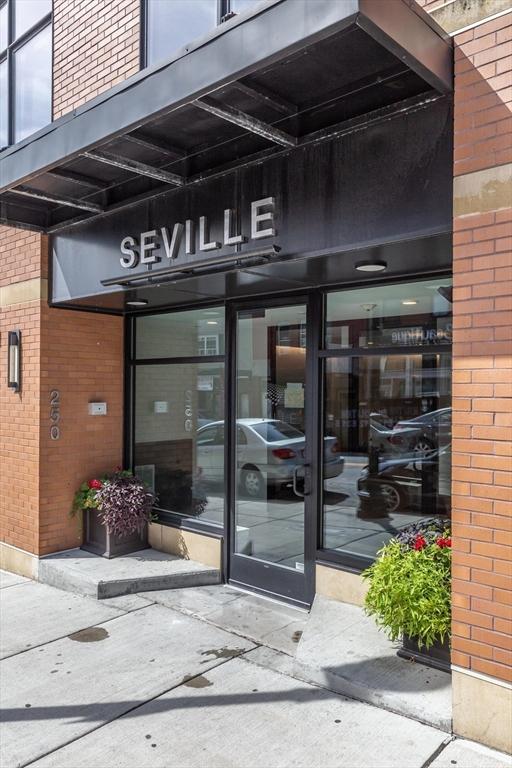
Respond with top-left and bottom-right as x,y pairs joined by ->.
0,22 -> 438,234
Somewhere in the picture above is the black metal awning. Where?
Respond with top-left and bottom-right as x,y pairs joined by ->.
0,0 -> 451,234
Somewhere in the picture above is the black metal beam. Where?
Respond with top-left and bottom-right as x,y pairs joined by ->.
101,246 -> 279,287
123,132 -> 187,160
82,149 -> 185,186
0,216 -> 46,233
45,91 -> 442,233
47,168 -> 110,191
233,79 -> 297,116
194,95 -> 297,147
10,186 -> 104,213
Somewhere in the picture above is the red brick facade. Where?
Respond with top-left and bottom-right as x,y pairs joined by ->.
450,13 -> 512,684
0,0 -> 132,555
53,0 -> 140,119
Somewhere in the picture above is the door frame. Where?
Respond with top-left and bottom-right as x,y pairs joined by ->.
225,292 -> 322,608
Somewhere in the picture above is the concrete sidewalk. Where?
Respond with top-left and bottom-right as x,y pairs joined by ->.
1,571 -> 510,768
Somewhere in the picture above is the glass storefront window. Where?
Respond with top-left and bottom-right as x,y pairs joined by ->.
136,307 -> 225,359
326,279 -> 453,350
322,278 -> 452,565
134,362 -> 225,526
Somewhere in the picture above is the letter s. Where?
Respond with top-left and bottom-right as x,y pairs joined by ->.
120,236 -> 138,268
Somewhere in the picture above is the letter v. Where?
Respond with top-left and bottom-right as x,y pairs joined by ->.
161,223 -> 184,260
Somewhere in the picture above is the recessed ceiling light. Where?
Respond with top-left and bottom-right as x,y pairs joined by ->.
402,300 -> 418,305
126,299 -> 148,307
207,320 -> 218,325
355,260 -> 387,272
204,310 -> 220,316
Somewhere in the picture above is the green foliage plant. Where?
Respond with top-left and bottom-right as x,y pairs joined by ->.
362,519 -> 451,650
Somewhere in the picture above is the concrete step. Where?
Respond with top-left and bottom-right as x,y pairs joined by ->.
38,548 -> 220,599
290,595 -> 452,732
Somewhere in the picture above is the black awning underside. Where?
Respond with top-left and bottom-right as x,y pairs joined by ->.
0,0 -> 452,233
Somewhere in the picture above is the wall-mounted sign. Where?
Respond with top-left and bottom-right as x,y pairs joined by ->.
50,390 -> 60,440
197,376 -> 214,392
119,197 -> 276,270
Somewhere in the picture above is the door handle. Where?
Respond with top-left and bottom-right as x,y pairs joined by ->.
293,464 -> 311,498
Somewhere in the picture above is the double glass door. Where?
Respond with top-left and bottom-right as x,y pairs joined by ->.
229,298 -> 318,607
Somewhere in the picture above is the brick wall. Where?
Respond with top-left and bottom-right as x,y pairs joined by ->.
450,12 -> 512,684
38,304 -> 124,555
53,0 -> 140,119
0,227 -> 44,555
1,0 -> 137,558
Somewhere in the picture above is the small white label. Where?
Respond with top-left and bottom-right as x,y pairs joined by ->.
88,402 -> 107,416
295,562 -> 305,573
154,401 -> 168,413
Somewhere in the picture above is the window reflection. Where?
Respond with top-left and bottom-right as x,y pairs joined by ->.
136,307 -> 225,359
326,279 -> 453,350
14,0 -> 51,38
134,362 -> 225,525
146,0 -> 218,67
322,353 -> 451,562
13,23 -> 52,142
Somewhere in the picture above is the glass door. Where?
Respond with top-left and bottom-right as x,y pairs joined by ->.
229,298 -> 321,606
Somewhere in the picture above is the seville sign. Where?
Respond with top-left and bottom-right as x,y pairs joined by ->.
119,197 -> 276,269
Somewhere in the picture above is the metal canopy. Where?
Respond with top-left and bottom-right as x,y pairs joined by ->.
0,0 -> 452,233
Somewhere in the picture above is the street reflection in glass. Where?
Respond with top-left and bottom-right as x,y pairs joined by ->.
322,279 -> 452,562
234,305 -> 314,569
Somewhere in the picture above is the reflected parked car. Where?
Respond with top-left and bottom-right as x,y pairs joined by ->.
197,418 -> 344,497
392,407 -> 452,455
369,417 -> 419,457
357,446 -> 451,515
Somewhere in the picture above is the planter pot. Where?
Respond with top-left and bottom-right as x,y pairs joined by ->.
81,509 -> 148,558
397,633 -> 451,673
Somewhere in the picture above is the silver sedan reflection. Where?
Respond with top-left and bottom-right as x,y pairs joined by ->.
197,418 -> 344,497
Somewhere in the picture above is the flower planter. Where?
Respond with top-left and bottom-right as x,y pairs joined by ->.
81,508 -> 147,559
397,634 -> 451,673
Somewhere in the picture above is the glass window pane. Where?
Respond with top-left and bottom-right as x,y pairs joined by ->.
325,279 -> 453,350
322,353 -> 451,562
136,307 -> 225,359
146,0 -> 217,67
13,23 -> 51,142
0,3 -> 7,51
234,304 -> 309,569
0,59 -> 7,149
14,0 -> 51,39
134,361 -> 225,525
230,0 -> 267,14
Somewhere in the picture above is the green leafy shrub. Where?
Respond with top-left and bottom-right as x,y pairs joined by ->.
362,519 -> 451,649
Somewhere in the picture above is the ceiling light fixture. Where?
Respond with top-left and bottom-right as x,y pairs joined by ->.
125,299 -> 149,307
402,300 -> 418,305
355,260 -> 387,273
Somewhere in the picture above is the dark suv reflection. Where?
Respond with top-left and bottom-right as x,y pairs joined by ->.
357,445 -> 451,516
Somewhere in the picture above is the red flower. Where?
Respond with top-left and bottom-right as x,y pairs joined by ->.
437,537 -> 452,548
88,479 -> 103,490
414,535 -> 427,550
